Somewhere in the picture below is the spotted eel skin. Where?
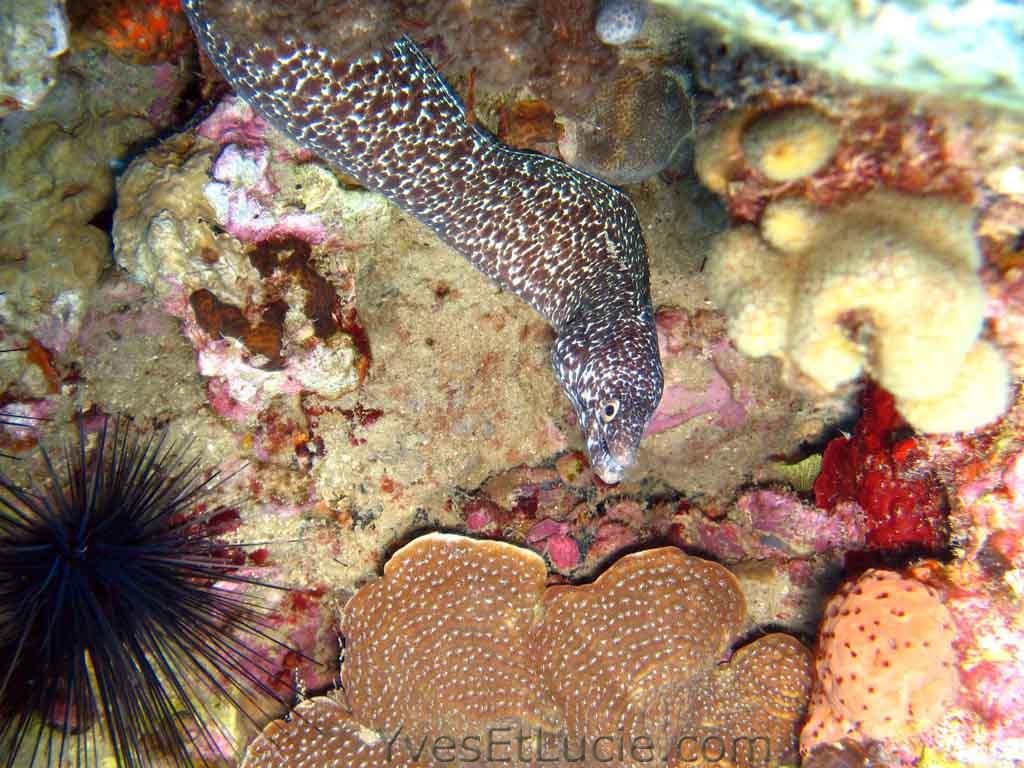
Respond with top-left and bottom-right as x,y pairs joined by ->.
183,0 -> 663,483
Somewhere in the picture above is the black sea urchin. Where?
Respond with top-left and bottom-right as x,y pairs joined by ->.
0,419 -> 302,767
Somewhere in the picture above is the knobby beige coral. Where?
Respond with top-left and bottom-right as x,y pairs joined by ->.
242,534 -> 811,767
706,189 -> 1011,434
740,106 -> 840,183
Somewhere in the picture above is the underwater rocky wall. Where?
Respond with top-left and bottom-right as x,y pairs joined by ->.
0,0 -> 1023,766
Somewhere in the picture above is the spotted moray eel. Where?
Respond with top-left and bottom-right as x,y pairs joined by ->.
183,0 -> 663,483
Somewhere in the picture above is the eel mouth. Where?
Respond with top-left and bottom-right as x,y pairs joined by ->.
593,457 -> 624,485
592,433 -> 627,485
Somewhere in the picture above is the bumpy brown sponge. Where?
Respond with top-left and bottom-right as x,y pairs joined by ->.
242,534 -> 811,768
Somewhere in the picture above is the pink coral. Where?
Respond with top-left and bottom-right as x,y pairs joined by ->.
113,94 -> 389,431
961,660 -> 1024,726
647,310 -> 749,435
205,142 -> 326,243
195,95 -> 269,145
464,500 -> 498,533
739,489 -> 865,555
526,518 -> 581,570
669,488 -> 864,563
946,591 -> 1024,735
585,519 -> 638,563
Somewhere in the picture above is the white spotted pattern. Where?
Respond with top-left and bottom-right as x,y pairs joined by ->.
183,0 -> 664,483
241,536 -> 812,768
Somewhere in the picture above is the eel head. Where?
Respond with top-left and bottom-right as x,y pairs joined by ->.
553,314 -> 663,483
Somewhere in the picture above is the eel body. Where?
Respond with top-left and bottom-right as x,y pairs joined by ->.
182,0 -> 663,483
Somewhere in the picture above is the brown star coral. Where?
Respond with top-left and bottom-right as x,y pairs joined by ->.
242,534 -> 811,768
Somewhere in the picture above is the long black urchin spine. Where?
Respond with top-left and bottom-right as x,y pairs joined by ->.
0,419 -> 308,768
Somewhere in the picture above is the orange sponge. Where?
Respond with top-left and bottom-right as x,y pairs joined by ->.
801,569 -> 958,753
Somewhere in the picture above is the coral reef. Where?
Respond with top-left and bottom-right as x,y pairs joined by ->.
942,586 -> 1024,764
648,309 -> 752,435
114,96 -> 386,417
5,4 -> 1024,764
802,387 -> 1024,765
69,0 -> 193,64
0,418 -> 327,766
558,65 -> 693,185
706,188 -> 1011,434
595,0 -> 649,45
915,391 -> 1024,765
652,0 -> 1024,113
1,47 -> 189,333
111,90 -> 821,562
460,465 -> 862,635
0,275 -> 342,764
695,98 -> 977,223
641,307 -> 826,494
241,534 -> 812,767
111,92 -> 575,527
703,488 -> 865,561
0,0 -> 69,115
814,383 -> 947,551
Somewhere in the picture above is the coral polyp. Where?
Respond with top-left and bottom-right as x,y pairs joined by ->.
0,419 -> 300,767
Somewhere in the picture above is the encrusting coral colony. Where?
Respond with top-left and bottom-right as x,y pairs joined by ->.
245,535 -> 811,768
1,0 -> 1024,767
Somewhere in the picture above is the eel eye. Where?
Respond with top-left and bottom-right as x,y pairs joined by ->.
601,399 -> 619,423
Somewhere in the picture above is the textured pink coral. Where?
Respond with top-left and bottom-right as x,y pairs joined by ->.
0,399 -> 56,444
196,95 -> 269,145
464,506 -> 495,532
222,581 -> 339,699
210,144 -> 276,195
205,377 -> 261,422
957,450 -> 1024,555
740,490 -> 866,555
647,311 -> 748,435
205,143 -> 326,243
670,489 -> 864,563
647,368 -> 745,434
947,592 -> 1024,732
543,533 -> 581,570
585,520 -> 638,564
525,517 -> 569,544
961,660 -> 1024,726
694,518 -> 748,561
526,518 -> 580,569
193,96 -> 335,245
